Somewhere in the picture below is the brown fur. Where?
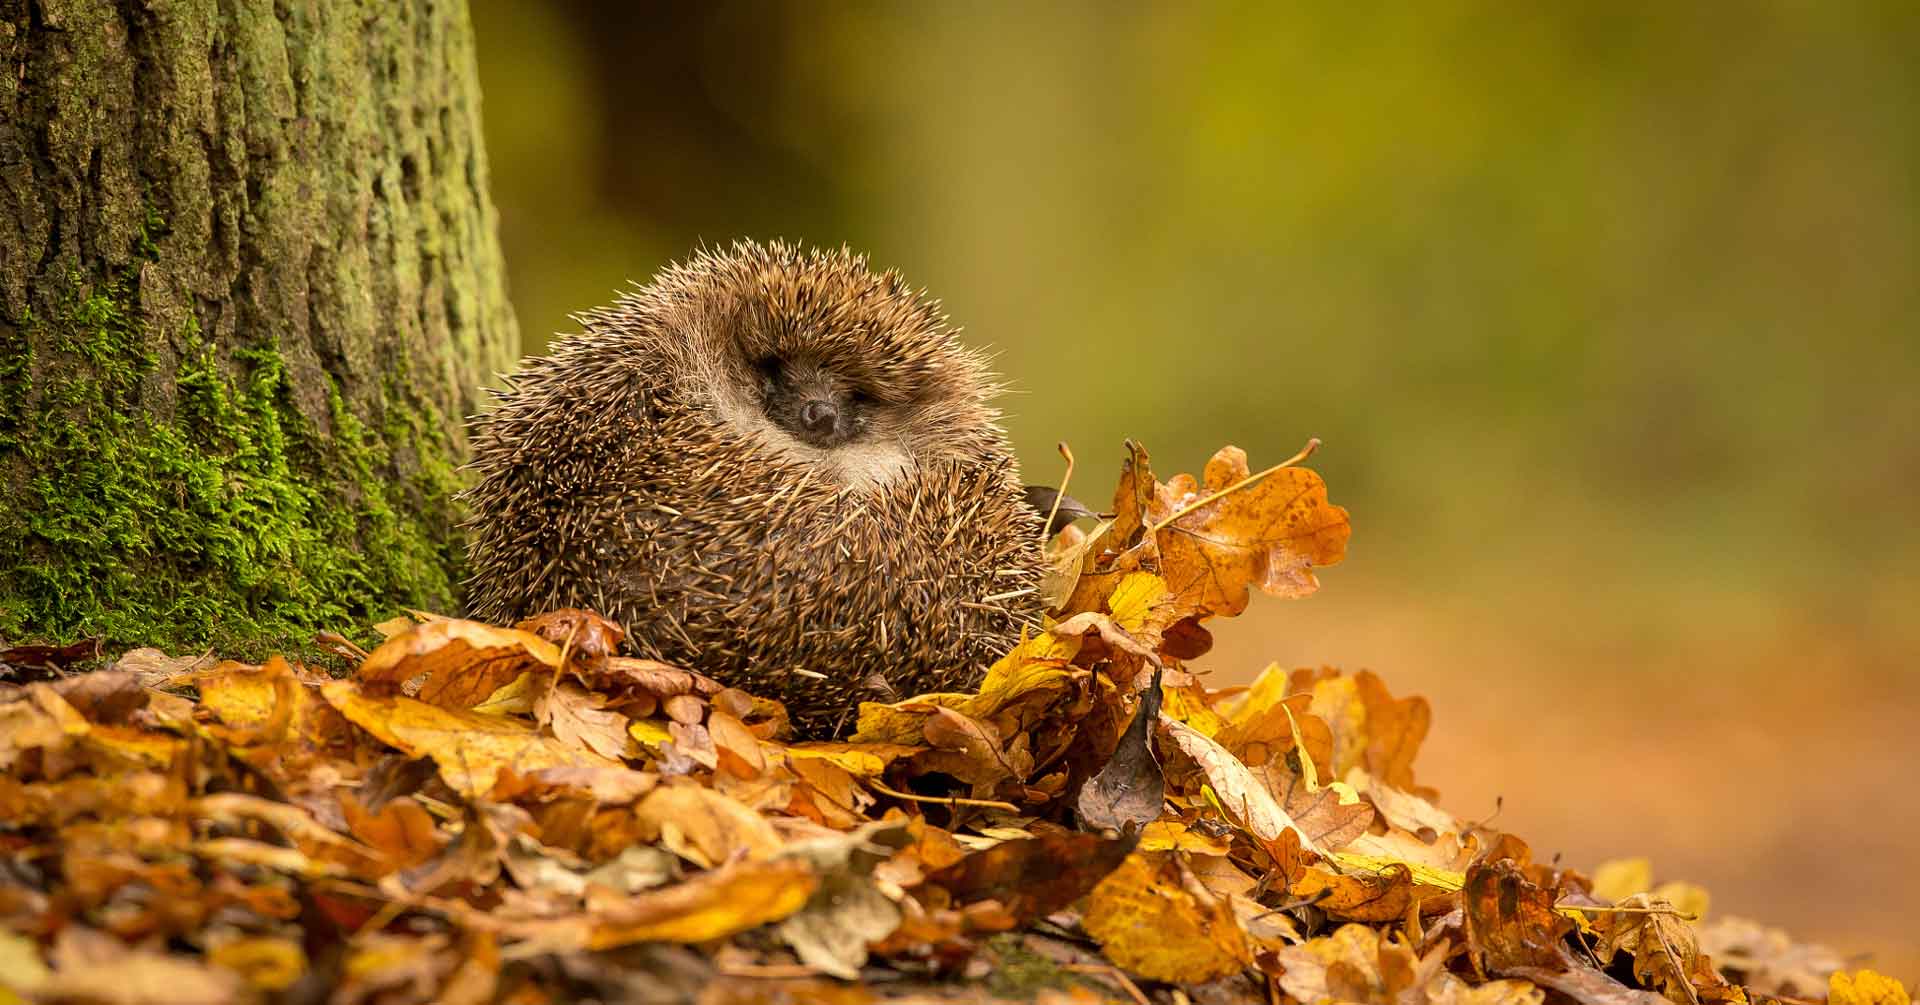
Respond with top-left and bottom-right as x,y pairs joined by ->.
462,241 -> 1044,735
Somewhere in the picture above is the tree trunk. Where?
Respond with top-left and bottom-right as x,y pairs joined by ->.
0,0 -> 518,653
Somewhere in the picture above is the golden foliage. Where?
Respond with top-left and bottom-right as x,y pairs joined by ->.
0,442 -> 1863,1004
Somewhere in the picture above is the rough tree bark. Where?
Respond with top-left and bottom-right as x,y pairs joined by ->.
0,0 -> 518,652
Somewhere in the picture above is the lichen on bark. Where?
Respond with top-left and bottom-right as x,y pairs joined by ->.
0,0 -> 517,653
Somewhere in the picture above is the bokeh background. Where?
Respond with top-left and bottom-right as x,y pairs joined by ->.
468,2 -> 1918,977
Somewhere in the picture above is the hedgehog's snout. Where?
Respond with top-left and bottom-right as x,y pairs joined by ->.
762,361 -> 869,450
799,399 -> 839,439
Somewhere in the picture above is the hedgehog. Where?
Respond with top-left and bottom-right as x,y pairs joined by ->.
462,240 -> 1046,736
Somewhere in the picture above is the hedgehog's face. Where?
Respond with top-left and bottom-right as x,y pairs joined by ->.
727,341 -> 980,488
639,244 -> 1010,491
752,355 -> 877,451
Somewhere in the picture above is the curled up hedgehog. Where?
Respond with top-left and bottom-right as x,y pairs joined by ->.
462,241 -> 1047,736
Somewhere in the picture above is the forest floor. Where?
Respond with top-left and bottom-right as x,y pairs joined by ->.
1215,582 -> 1920,983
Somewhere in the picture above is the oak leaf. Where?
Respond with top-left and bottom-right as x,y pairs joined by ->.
536,682 -> 634,761
1276,924 -> 1543,1005
1151,446 -> 1350,618
1590,893 -> 1730,1004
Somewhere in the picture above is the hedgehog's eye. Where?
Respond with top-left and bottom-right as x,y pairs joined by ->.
751,356 -> 782,392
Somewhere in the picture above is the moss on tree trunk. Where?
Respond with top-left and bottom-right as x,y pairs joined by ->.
0,0 -> 518,653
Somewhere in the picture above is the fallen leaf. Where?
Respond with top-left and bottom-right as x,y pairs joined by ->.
322,681 -> 621,797
579,857 -> 819,947
538,682 -> 634,760
1160,714 -> 1339,854
515,607 -> 627,672
0,684 -> 90,769
0,929 -> 50,995
634,783 -> 785,868
1463,857 -> 1574,974
925,830 -> 1139,923
1830,970 -> 1913,1005
1277,923 -> 1546,1005
1290,859 -> 1418,923
1694,916 -> 1843,997
1593,858 -> 1656,903
0,638 -> 99,671
1040,518 -> 1114,610
355,618 -> 561,708
1150,446 -> 1350,618
1590,893 -> 1729,1003
341,793 -> 443,869
1077,667 -> 1165,833
205,935 -> 306,993
775,821 -> 914,979
1084,852 -> 1252,983
33,926 -> 244,1004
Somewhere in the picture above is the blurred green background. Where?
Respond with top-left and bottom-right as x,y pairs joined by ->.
469,1 -> 1917,977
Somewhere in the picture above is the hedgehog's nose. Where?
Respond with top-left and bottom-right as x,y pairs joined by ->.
800,400 -> 838,437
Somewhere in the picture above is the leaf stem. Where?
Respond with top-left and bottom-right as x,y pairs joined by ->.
1041,441 -> 1076,545
867,779 -> 1020,813
1558,902 -> 1700,921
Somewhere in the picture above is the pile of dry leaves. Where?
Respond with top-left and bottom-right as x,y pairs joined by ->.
0,443 -> 1906,1005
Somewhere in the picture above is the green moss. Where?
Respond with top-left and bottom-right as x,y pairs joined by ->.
982,935 -> 1095,999
0,217 -> 462,656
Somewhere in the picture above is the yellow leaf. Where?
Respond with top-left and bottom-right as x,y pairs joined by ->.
1106,572 -> 1168,632
1330,850 -> 1466,892
82,724 -> 185,768
962,661 -> 1076,723
628,718 -> 672,749
1219,663 -> 1291,729
1593,857 -> 1654,902
586,858 -> 818,948
1084,853 -> 1251,982
1040,517 -> 1113,609
978,630 -> 1080,694
785,741 -> 920,779
1277,923 -> 1545,1005
0,687 -> 90,769
1831,970 -> 1912,1005
1307,674 -> 1368,779
1651,880 -> 1712,920
1137,821 -> 1231,856
321,681 -> 621,798
0,930 -> 48,999
370,616 -> 415,639
634,784 -> 784,868
191,661 -> 287,730
854,629 -> 1081,744
471,672 -> 535,714
1162,716 -> 1320,853
538,683 -> 634,760
207,936 -> 307,992
1161,684 -> 1227,737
